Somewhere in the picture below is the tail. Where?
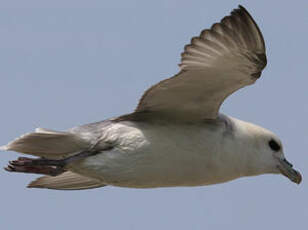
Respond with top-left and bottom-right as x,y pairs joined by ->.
2,128 -> 108,190
1,128 -> 90,159
28,171 -> 106,190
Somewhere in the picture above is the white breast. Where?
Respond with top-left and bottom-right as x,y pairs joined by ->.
70,119 -> 248,188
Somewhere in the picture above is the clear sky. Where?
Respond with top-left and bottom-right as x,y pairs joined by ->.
0,0 -> 307,229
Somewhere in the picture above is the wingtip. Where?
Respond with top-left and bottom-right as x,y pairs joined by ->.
27,183 -> 41,189
27,178 -> 46,189
27,184 -> 41,189
232,5 -> 248,16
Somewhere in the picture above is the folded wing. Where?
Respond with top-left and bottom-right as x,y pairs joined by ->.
136,5 -> 267,121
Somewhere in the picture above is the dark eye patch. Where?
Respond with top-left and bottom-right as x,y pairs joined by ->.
268,139 -> 281,152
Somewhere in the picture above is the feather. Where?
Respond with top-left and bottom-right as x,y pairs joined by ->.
28,171 -> 106,190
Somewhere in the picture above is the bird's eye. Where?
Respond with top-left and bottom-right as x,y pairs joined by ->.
268,139 -> 281,152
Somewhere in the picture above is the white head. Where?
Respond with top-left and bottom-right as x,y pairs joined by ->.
235,119 -> 302,184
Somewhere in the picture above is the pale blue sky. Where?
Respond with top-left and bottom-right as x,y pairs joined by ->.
1,1 -> 307,229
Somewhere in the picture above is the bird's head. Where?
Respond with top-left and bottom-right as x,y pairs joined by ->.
237,120 -> 302,184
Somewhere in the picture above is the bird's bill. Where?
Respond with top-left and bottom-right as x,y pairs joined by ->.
277,158 -> 302,184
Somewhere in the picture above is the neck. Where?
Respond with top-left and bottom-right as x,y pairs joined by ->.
227,116 -> 276,177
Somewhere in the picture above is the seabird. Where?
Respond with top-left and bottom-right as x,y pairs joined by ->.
1,5 -> 302,190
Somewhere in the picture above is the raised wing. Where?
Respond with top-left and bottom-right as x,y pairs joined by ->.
135,5 -> 266,121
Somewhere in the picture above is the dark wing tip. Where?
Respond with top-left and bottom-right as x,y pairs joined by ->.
237,5 -> 252,17
236,5 -> 266,51
180,5 -> 266,70
238,5 -> 246,11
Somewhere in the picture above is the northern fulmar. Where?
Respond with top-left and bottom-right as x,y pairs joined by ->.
1,5 -> 302,190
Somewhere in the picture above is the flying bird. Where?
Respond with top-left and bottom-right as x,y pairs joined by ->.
1,5 -> 302,190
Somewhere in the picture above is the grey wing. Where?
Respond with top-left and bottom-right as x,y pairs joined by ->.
135,5 -> 266,121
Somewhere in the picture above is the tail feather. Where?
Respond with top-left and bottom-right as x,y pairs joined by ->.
0,145 -> 8,151
28,171 -> 106,190
1,128 -> 90,159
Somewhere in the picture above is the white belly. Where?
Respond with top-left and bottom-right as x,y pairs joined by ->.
69,120 -> 244,188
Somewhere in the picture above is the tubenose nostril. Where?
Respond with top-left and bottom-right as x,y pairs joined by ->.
283,158 -> 293,168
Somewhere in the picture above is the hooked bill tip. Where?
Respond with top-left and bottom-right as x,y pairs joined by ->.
293,170 -> 302,184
